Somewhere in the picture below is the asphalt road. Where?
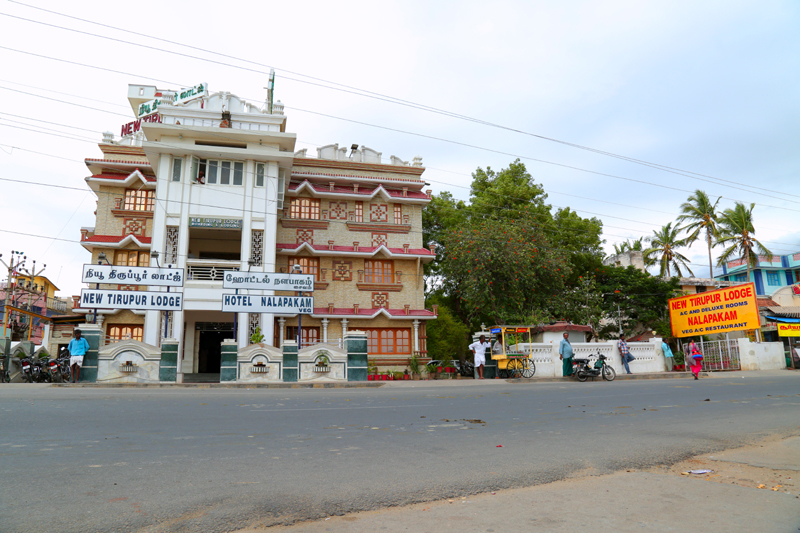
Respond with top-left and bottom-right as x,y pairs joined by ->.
1,372 -> 798,533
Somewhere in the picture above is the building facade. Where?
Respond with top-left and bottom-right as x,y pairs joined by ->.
78,84 -> 435,380
716,253 -> 800,301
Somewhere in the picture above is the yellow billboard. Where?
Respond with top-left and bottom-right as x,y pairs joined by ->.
669,283 -> 759,338
777,323 -> 800,337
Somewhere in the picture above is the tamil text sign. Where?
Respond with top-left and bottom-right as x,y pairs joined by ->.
669,283 -> 759,337
80,290 -> 183,311
222,272 -> 314,292
777,323 -> 800,337
82,264 -> 184,287
222,294 -> 313,314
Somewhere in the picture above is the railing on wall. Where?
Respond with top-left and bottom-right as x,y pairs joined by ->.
186,259 -> 241,281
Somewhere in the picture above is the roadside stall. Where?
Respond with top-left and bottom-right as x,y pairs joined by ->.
489,325 -> 536,378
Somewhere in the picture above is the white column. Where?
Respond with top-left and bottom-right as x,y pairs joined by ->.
412,320 -> 420,352
237,312 -> 248,349
341,318 -> 348,336
173,310 -> 184,376
278,317 -> 286,346
321,318 -> 329,343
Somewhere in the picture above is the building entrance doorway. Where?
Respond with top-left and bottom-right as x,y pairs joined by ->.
188,322 -> 234,383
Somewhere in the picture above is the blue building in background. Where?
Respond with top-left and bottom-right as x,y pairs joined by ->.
716,252 -> 800,296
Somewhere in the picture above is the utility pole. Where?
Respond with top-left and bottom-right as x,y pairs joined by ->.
1,251 -> 26,339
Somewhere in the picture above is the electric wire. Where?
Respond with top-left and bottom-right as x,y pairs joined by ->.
4,3 -> 796,201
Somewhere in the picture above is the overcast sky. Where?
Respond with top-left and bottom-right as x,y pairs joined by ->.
1,0 -> 798,297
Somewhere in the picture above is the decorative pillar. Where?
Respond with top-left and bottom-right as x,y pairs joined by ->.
220,338 -> 238,382
341,318 -> 349,336
345,330 -> 368,381
278,317 -> 286,346
321,318 -> 329,343
282,340 -> 298,382
159,338 -> 178,382
412,320 -> 420,353
76,323 -> 102,383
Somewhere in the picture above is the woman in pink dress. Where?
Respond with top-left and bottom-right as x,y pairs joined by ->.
687,338 -> 703,380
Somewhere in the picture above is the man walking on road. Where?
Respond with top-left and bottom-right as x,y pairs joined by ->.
559,332 -> 573,377
68,329 -> 90,383
469,335 -> 491,379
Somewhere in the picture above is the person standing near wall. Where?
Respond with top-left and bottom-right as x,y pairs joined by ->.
662,340 -> 675,371
67,329 -> 90,384
619,334 -> 634,375
559,332 -> 573,377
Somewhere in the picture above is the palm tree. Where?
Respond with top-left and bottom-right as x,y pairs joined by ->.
676,190 -> 721,279
613,238 -> 645,255
716,202 -> 772,283
643,222 -> 694,278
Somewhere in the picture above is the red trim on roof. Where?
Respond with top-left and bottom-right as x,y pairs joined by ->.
277,243 -> 433,255
291,171 -> 422,183
89,173 -> 156,182
532,323 -> 593,334
82,235 -> 152,244
85,158 -> 151,166
312,307 -> 436,317
288,181 -> 428,199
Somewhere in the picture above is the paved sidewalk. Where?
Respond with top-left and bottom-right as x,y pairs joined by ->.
247,435 -> 800,533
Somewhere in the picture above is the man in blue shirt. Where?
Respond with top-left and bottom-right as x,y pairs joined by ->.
68,329 -> 90,383
559,332 -> 573,377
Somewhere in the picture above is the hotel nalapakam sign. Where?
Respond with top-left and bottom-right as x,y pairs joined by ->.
777,323 -> 800,337
669,283 -> 759,338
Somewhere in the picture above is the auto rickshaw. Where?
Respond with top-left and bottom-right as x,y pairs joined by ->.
489,325 -> 536,378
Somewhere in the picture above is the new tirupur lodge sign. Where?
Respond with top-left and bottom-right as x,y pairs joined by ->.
80,264 -> 185,311
668,283 -> 759,337
120,82 -> 209,137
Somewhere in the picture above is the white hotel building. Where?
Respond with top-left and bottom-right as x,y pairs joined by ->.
78,83 -> 436,380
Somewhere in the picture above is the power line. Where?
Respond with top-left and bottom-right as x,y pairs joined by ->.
4,2 -> 796,201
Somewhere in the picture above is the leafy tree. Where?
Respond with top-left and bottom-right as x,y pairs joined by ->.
438,211 -> 570,326
676,189 -> 721,279
644,222 -> 694,278
549,276 -> 605,337
469,159 -> 550,220
595,265 -> 681,338
425,304 -> 470,361
716,202 -> 772,282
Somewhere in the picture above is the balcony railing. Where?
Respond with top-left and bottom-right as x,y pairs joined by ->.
47,298 -> 68,314
186,259 -> 240,282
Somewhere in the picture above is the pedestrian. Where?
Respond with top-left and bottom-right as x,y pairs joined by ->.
559,332 -> 573,377
662,340 -> 675,371
687,338 -> 703,380
68,329 -> 90,383
469,335 -> 492,379
619,334 -> 634,374
492,336 -> 504,356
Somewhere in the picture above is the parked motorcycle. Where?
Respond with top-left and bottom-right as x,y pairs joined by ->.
48,349 -> 71,383
20,356 -> 33,383
31,356 -> 51,383
573,353 -> 616,382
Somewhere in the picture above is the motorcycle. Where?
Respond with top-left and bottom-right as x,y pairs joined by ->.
20,356 -> 33,383
31,356 -> 51,383
49,349 -> 71,383
572,353 -> 616,382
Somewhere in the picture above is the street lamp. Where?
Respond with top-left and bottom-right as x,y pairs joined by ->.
291,264 -> 303,348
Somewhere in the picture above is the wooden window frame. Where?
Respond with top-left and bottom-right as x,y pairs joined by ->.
290,198 -> 321,220
355,201 -> 363,223
286,326 -> 320,348
123,189 -> 154,211
107,324 -> 143,342
295,257 -> 320,281
364,328 -> 411,355
393,204 -> 402,225
115,250 -> 150,267
364,260 -> 394,284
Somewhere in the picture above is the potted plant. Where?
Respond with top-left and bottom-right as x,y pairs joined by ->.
250,327 -> 265,345
440,353 -> 454,379
673,351 -> 685,371
408,354 -> 422,380
367,359 -> 378,376
403,369 -> 411,380
394,371 -> 405,381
